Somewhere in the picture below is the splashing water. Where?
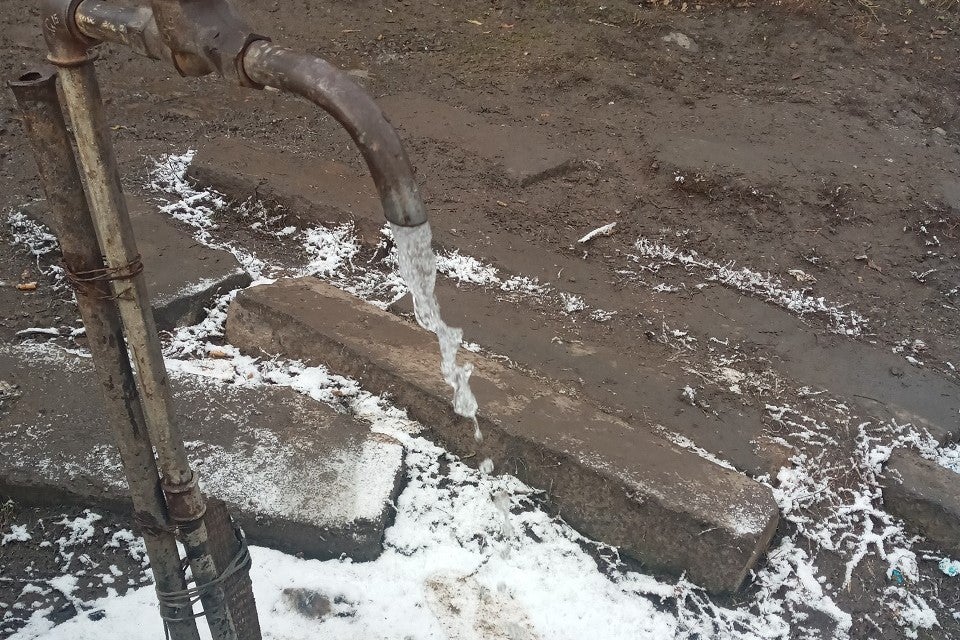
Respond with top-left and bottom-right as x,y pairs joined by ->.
392,223 -> 484,443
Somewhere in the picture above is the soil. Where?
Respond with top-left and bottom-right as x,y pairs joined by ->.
0,503 -> 150,636
0,0 -> 958,638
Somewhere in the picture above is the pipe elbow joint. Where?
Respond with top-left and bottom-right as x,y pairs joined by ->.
242,42 -> 429,228
149,0 -> 268,87
41,0 -> 98,65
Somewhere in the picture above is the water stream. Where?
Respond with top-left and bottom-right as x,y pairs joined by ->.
392,223 -> 512,538
392,223 -> 483,442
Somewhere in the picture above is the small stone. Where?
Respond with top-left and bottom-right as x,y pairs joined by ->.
890,366 -> 905,378
661,32 -> 699,53
282,588 -> 332,619
933,127 -> 947,137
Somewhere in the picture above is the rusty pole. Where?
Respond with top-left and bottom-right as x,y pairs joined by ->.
8,68 -> 201,640
38,6 -> 246,639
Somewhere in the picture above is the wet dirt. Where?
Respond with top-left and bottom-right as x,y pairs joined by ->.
0,0 -> 958,638
0,503 -> 151,637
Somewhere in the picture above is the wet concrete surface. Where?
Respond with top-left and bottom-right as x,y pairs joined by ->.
23,192 -> 250,331
883,449 -> 960,557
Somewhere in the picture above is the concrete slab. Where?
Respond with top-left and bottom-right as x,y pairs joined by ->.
378,93 -> 578,186
24,193 -> 251,330
389,286 -> 777,477
0,342 -> 404,561
225,278 -> 780,594
883,449 -> 960,556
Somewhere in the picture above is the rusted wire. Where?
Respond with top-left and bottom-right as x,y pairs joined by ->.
157,531 -> 252,633
134,511 -> 178,537
63,254 -> 144,299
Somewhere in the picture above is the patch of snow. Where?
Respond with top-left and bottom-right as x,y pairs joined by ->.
301,224 -> 360,278
436,250 -> 500,286
588,308 -> 616,323
630,238 -> 867,336
754,539 -> 852,636
559,293 -> 586,313
55,511 -> 102,548
5,210 -> 67,290
893,338 -> 928,368
147,151 -> 266,279
2,525 -> 31,546
500,275 -> 552,299
656,427 -> 736,471
652,282 -> 681,293
5,210 -> 58,258
936,443 -> 960,474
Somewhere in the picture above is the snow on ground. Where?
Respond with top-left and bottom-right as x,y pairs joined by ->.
140,152 -> 959,638
5,210 -> 66,290
628,237 -> 867,336
6,151 -> 960,638
9,439 -> 685,640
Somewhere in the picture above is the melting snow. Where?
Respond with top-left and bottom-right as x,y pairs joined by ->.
630,238 -> 867,336
14,150 -> 936,639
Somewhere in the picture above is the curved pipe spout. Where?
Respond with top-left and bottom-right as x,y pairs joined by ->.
242,41 -> 427,227
64,0 -> 428,228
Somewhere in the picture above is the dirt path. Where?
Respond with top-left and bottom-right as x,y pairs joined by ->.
0,1 -> 958,638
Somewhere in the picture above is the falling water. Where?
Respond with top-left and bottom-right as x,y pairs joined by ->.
392,222 -> 511,539
392,222 -> 483,444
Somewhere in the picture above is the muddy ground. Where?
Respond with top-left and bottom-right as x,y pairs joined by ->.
0,0 -> 959,638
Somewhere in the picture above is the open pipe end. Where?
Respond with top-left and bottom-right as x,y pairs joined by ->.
8,68 -> 59,106
8,67 -> 57,89
383,188 -> 429,228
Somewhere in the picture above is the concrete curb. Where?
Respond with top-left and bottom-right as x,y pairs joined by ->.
883,448 -> 960,556
226,277 -> 780,594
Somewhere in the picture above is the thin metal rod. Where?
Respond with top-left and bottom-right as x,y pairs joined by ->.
51,57 -> 239,640
8,67 -> 201,640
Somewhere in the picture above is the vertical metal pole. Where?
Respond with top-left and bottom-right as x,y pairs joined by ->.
8,67 -> 201,640
48,57 -> 240,640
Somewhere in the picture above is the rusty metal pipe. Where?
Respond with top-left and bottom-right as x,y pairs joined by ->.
66,1 -> 428,228
8,67 -> 201,640
74,1 -> 172,63
242,41 -> 427,227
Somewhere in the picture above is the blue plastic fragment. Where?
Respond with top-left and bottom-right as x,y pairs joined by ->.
939,558 -> 960,577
